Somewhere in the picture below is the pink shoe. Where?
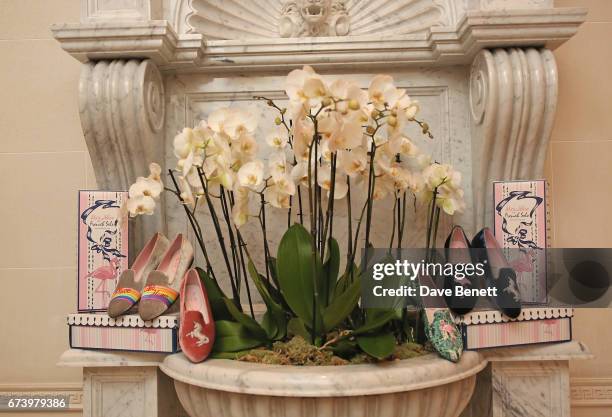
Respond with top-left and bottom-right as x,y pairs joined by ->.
179,269 -> 215,363
139,234 -> 194,321
107,233 -> 169,318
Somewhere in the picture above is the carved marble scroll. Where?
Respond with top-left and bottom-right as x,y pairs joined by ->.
79,58 -> 166,251
470,48 -> 557,229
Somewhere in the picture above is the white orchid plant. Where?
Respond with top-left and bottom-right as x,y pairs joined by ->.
124,66 -> 465,361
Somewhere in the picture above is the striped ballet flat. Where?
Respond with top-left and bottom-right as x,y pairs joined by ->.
107,233 -> 169,318
138,234 -> 194,321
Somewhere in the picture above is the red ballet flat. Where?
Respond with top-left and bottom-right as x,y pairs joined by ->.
179,269 -> 215,362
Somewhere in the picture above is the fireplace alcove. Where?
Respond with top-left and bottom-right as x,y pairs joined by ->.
53,1 -> 592,417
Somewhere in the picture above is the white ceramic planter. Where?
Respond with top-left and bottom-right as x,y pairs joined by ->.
161,352 -> 486,417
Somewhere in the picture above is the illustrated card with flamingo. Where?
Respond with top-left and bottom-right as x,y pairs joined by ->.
78,191 -> 129,312
493,180 -> 548,304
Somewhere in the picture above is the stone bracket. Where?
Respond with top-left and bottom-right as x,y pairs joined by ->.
470,47 -> 558,229
79,58 -> 166,251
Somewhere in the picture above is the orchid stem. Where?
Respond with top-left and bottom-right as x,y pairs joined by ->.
259,193 -> 271,283
346,177 -> 353,266
389,194 -> 398,251
167,169 -> 216,281
220,188 -> 241,297
196,167 -> 240,304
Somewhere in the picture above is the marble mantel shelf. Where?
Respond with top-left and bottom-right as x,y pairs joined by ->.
51,7 -> 586,72
58,340 -> 592,369
481,340 -> 594,362
58,348 -> 169,368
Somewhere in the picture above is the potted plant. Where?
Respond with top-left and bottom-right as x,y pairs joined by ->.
125,66 -> 484,417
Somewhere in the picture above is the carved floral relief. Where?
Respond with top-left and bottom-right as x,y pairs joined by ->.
278,0 -> 350,37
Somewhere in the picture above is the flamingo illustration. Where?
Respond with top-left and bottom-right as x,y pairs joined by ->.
510,248 -> 537,285
439,319 -> 458,342
87,257 -> 120,304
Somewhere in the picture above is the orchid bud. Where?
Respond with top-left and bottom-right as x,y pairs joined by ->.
275,117 -> 282,125
348,99 -> 360,110
388,116 -> 398,127
366,126 -> 376,135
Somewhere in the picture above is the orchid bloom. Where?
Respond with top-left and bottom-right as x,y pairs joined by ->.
368,75 -> 406,111
208,108 -> 257,139
237,160 -> 265,191
317,164 -> 348,199
266,130 -> 288,149
232,186 -> 250,227
286,65 -> 329,110
319,112 -> 364,152
338,147 -> 368,178
268,151 -> 288,181
422,162 -> 465,214
266,174 -> 296,209
126,163 -> 163,217
329,79 -> 369,115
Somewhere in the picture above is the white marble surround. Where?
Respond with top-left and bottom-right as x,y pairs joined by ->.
51,2 -> 591,417
51,0 -> 587,273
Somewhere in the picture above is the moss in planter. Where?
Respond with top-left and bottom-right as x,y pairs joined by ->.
348,342 -> 429,364
238,336 -> 349,366
236,337 -> 428,366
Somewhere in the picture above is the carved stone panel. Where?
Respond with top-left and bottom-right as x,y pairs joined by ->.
183,0 -> 456,39
491,361 -> 570,417
279,0 -> 350,37
164,69 -> 472,296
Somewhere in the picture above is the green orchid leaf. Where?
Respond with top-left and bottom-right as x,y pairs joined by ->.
356,332 -> 396,360
334,263 -> 359,299
322,277 -> 361,332
213,320 -> 265,353
353,309 -> 397,335
222,298 -> 268,341
321,238 -> 340,307
247,258 -> 288,340
330,339 -> 359,359
267,256 -> 281,290
261,310 -> 279,340
196,267 -> 232,321
209,350 -> 251,360
287,317 -> 310,341
276,224 -> 323,332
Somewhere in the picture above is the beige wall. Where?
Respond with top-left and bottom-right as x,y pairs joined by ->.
0,0 -> 611,416
550,0 -> 612,415
0,1 -> 90,415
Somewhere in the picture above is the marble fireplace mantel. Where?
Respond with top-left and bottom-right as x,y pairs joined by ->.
50,0 -> 587,254
51,2 -> 592,417
52,8 -> 586,72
